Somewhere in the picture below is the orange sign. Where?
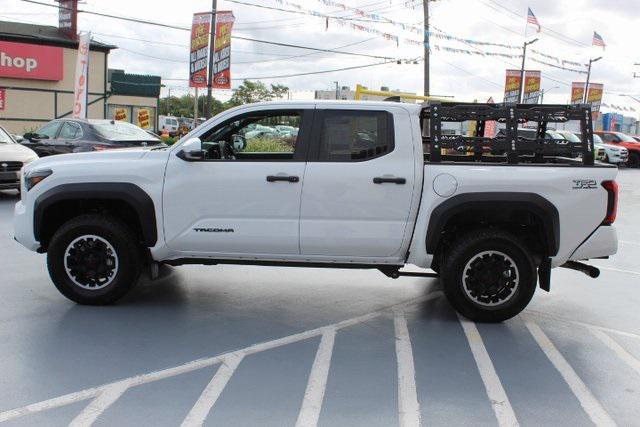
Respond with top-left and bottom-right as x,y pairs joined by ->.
523,70 -> 541,104
189,12 -> 212,88
571,82 -> 585,105
212,11 -> 235,89
587,83 -> 604,112
503,69 -> 521,103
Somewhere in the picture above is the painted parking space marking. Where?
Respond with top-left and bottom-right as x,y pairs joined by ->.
393,310 -> 421,427
181,352 -> 244,427
69,382 -> 130,427
458,314 -> 519,427
589,327 -> 640,377
524,321 -> 617,427
0,291 -> 442,424
295,328 -> 336,427
1,289 -> 639,426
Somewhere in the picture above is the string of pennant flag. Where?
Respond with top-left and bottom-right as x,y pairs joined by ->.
272,0 -> 594,75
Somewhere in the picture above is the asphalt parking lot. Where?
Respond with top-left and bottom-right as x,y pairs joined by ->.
0,170 -> 639,427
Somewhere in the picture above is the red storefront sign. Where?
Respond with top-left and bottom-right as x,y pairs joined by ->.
0,41 -> 63,81
0,88 -> 5,110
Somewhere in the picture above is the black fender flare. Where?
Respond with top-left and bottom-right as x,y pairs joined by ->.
425,192 -> 560,256
34,182 -> 157,247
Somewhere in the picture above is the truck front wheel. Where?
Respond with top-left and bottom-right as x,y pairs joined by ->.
442,229 -> 536,323
47,214 -> 142,305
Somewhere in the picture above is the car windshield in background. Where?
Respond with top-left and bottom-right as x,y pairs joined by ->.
593,134 -> 604,144
0,128 -> 15,144
92,121 -> 161,143
547,131 -> 565,140
560,132 -> 581,143
616,133 -> 638,143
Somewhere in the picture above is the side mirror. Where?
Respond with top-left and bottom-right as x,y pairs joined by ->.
176,137 -> 204,162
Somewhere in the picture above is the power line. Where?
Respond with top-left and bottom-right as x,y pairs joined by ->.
19,0 -> 407,61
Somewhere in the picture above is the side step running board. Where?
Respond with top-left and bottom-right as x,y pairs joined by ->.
560,261 -> 600,278
379,267 -> 439,279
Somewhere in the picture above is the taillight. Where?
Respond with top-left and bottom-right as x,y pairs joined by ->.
601,180 -> 618,225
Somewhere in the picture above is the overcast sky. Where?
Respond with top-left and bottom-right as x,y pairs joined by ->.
1,0 -> 639,112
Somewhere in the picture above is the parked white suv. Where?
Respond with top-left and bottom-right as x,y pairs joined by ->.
13,101 -> 619,322
0,126 -> 38,192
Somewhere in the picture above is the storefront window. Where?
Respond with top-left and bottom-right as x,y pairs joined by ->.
133,106 -> 156,131
108,105 -> 132,123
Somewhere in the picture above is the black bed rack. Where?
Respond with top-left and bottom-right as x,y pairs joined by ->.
422,102 -> 595,166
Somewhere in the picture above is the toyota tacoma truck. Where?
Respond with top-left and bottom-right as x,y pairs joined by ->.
13,101 -> 619,322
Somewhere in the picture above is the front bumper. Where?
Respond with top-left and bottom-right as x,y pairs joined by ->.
13,200 -> 40,252
607,151 -> 628,164
0,170 -> 20,190
569,225 -> 618,261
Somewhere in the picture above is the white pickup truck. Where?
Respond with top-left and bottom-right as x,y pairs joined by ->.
13,100 -> 619,322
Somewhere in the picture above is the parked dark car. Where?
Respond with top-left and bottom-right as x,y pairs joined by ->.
21,119 -> 165,157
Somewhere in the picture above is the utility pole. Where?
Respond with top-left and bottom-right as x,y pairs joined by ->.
334,81 -> 339,100
583,56 -> 602,103
518,38 -> 538,103
423,0 -> 430,97
539,86 -> 559,104
193,87 -> 198,122
205,0 -> 217,119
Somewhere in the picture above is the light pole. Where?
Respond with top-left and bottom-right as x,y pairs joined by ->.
583,56 -> 602,103
334,81 -> 339,100
518,38 -> 539,103
539,86 -> 560,104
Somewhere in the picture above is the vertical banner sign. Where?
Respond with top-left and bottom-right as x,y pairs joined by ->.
503,70 -> 521,103
72,32 -> 90,119
522,70 -> 541,104
212,11 -> 235,89
484,96 -> 497,138
571,82 -> 585,105
0,88 -> 5,110
189,12 -> 212,88
57,0 -> 77,38
587,83 -> 604,112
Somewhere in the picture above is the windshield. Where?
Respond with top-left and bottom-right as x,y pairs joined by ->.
93,121 -> 161,143
616,133 -> 638,143
593,134 -> 603,144
547,131 -> 565,140
0,127 -> 15,144
560,132 -> 581,143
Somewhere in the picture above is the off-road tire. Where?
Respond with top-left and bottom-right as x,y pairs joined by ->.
442,229 -> 537,323
47,214 -> 142,304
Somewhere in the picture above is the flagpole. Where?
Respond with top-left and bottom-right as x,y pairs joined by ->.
583,56 -> 602,103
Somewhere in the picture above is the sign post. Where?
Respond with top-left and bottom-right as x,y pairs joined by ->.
72,32 -> 90,119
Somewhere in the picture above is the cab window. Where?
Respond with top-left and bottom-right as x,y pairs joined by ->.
318,110 -> 393,161
201,111 -> 302,161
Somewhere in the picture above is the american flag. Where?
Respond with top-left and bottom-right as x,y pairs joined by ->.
527,8 -> 541,33
592,31 -> 606,49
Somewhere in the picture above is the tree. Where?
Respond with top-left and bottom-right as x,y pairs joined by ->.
229,80 -> 290,106
270,83 -> 289,100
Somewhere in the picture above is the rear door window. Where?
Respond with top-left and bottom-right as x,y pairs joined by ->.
317,110 -> 394,161
58,122 -> 83,140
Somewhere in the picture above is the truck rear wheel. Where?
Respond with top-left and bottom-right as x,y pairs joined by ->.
442,229 -> 536,323
47,214 -> 142,305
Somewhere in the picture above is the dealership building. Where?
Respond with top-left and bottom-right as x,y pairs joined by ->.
0,21 -> 161,134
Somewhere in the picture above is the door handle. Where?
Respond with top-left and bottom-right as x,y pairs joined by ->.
373,177 -> 406,185
266,175 -> 300,183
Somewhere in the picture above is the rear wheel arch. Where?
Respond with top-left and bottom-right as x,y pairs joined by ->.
34,183 -> 157,250
426,192 -> 560,261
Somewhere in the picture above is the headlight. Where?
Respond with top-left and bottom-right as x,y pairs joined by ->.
24,169 -> 52,191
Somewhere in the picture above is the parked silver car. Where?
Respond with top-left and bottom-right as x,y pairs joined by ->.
0,126 -> 39,191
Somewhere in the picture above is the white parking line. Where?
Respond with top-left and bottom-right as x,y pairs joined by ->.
599,266 -> 640,277
68,382 -> 130,427
393,310 -> 421,427
589,327 -> 640,377
295,328 -> 336,427
525,322 -> 617,427
181,353 -> 244,427
0,291 -> 443,424
527,310 -> 640,341
457,314 -> 519,427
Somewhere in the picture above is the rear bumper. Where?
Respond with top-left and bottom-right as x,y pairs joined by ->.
569,226 -> 618,261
